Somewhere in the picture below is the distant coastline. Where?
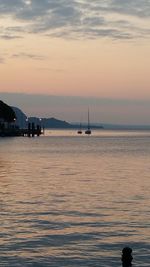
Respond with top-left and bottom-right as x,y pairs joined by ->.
1,102 -> 150,131
12,106 -> 103,130
12,106 -> 150,131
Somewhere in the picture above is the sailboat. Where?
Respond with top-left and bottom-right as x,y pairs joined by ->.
85,109 -> 91,135
77,123 -> 82,134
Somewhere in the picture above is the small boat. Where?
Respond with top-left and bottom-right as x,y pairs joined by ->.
77,123 -> 82,134
85,109 -> 91,135
85,128 -> 91,135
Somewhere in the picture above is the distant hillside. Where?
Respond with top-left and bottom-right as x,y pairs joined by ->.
35,118 -> 103,129
40,117 -> 71,128
28,117 -> 72,128
11,107 -> 77,129
11,106 -> 103,129
6,106 -> 150,130
12,106 -> 27,128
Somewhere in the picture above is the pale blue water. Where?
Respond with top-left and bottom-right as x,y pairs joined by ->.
0,130 -> 150,266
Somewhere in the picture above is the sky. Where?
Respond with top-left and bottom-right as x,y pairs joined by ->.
0,0 -> 150,124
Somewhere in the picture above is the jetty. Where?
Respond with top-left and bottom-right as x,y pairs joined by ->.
0,100 -> 44,137
0,122 -> 44,137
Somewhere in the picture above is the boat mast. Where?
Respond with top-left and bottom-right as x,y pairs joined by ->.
88,108 -> 90,129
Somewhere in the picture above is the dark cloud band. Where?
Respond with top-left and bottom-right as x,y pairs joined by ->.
0,0 -> 150,40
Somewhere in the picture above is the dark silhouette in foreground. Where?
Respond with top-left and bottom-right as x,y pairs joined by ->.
121,247 -> 133,266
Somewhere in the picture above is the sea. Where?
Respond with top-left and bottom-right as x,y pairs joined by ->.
0,129 -> 150,267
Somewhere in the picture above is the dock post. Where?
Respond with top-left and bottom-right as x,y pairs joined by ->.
28,123 -> 31,137
37,124 -> 40,136
32,122 -> 35,137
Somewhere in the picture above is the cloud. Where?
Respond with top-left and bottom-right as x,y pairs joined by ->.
0,34 -> 22,40
12,52 -> 45,60
0,0 -> 150,40
0,25 -> 25,40
109,0 -> 150,17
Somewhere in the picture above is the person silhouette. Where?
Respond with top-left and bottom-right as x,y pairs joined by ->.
121,247 -> 133,267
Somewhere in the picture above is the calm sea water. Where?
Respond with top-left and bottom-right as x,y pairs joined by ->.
0,130 -> 150,267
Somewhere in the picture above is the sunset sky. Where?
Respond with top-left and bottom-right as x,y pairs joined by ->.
0,0 -> 150,124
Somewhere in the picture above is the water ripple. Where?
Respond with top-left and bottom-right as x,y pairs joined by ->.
0,131 -> 150,266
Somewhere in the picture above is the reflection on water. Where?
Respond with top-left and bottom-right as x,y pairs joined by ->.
0,130 -> 150,266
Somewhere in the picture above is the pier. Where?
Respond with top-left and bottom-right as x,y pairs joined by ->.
21,122 -> 44,137
0,123 -> 44,137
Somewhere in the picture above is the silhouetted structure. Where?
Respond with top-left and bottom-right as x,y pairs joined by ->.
121,247 -> 133,267
0,100 -> 16,123
0,100 -> 17,136
25,122 -> 42,137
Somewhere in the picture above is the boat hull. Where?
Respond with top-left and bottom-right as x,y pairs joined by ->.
85,130 -> 91,135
